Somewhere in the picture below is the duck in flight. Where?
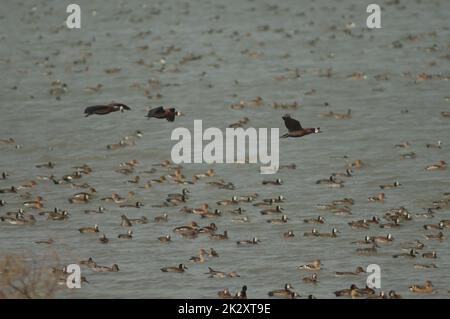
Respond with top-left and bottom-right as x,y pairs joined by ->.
146,106 -> 183,122
281,114 -> 321,138
84,103 -> 131,117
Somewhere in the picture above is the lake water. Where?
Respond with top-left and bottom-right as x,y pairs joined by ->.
0,0 -> 449,298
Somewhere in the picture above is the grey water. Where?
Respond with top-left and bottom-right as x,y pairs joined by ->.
0,0 -> 449,298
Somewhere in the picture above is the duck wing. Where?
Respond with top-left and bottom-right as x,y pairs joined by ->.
282,114 -> 303,131
84,105 -> 112,116
146,106 -> 165,119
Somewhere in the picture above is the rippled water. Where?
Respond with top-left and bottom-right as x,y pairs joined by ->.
0,0 -> 449,299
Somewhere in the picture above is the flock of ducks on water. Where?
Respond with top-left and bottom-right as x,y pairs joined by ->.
1,1 -> 450,299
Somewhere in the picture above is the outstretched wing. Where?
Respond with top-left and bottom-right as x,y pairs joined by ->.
282,114 -> 302,131
146,106 -> 165,118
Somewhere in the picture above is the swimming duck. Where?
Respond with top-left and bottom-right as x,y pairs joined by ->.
35,162 -> 55,169
69,193 -> 90,204
315,176 -> 343,188
120,215 -> 133,228
298,259 -> 321,271
194,169 -> 215,179
425,232 -> 444,240
234,285 -> 247,299
395,142 -> 411,148
209,248 -> 219,257
198,223 -> 218,234
237,237 -> 261,245
371,233 -> 394,244
368,193 -> 385,202
423,221 -> 444,230
146,106 -> 182,121
23,196 -> 44,209
79,257 -> 97,268
189,249 -> 208,263
335,266 -> 366,276
260,206 -> 284,215
425,160 -> 446,170
351,236 -> 373,245
268,284 -> 296,298
283,230 -> 295,239
99,233 -> 109,244
118,230 -> 133,239
264,195 -> 286,203
262,178 -> 283,185
173,221 -> 199,233
168,188 -> 190,199
228,207 -> 244,215
0,138 -> 15,145
158,235 -> 171,243
154,213 -> 168,223
78,224 -> 99,234
84,103 -> 131,117
267,214 -> 288,224
217,196 -> 239,206
332,168 -> 353,178
317,228 -> 339,238
332,198 -> 354,205
388,291 -> 402,299
128,216 -> 148,225
348,219 -> 370,229
393,249 -> 418,258
84,206 -> 105,214
426,141 -> 442,149
422,251 -> 437,259
47,210 -> 69,221
281,114 -> 321,138
209,231 -> 228,240
380,181 -> 401,189
232,216 -> 250,223
303,273 -> 318,284
206,267 -> 239,278
1,172 -> 8,180
161,264 -> 188,273
334,284 -> 359,297
414,263 -> 438,269
304,229 -> 320,237
380,218 -> 401,229
93,264 -> 120,272
409,281 -> 433,293
304,216 -> 325,224
218,288 -> 233,299
119,201 -> 144,208
356,244 -> 378,255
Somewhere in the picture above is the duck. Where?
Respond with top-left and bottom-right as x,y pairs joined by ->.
232,216 -> 250,223
84,206 -> 105,214
409,281 -> 433,293
234,285 -> 247,299
335,266 -> 366,276
118,230 -> 133,239
368,193 -> 385,202
35,162 -> 55,169
263,195 -> 286,203
161,264 -> 188,273
395,142 -> 410,148
0,186 -> 17,194
425,160 -> 446,170
262,178 -> 283,185
120,215 -> 132,228
425,232 -> 444,240
380,218 -> 401,229
303,273 -> 318,284
298,259 -> 321,271
79,257 -> 97,268
393,249 -> 418,258
352,236 -> 373,245
146,106 -> 182,122
414,263 -> 438,269
154,213 -> 169,223
267,214 -> 288,224
209,248 -> 219,258
380,181 -> 401,189
93,264 -> 120,272
304,229 -> 320,237
119,201 -> 144,208
218,288 -> 233,299
128,216 -> 148,225
332,198 -> 354,205
197,223 -> 218,234
23,196 -> 44,209
334,284 -> 359,297
206,267 -> 239,278
332,169 -> 353,178
268,284 -> 296,298
189,249 -> 208,263
426,141 -> 442,149
347,159 -> 363,169
158,235 -> 171,243
47,210 -> 69,221
260,206 -> 284,215
217,196 -> 239,206
1,172 -> 8,180
315,176 -> 344,188
237,237 -> 261,245
372,233 -> 394,244
209,231 -> 228,240
317,228 -> 339,238
388,291 -> 402,299
423,221 -> 444,230
304,216 -> 325,224
84,103 -> 131,117
99,233 -> 109,244
168,188 -> 190,199
78,224 -> 99,234
356,244 -> 378,255
228,207 -> 244,215
69,193 -> 90,204
194,169 -> 215,179
283,230 -> 295,239
281,114 -> 321,138
422,251 -> 437,259
173,221 -> 199,233
200,209 -> 222,219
